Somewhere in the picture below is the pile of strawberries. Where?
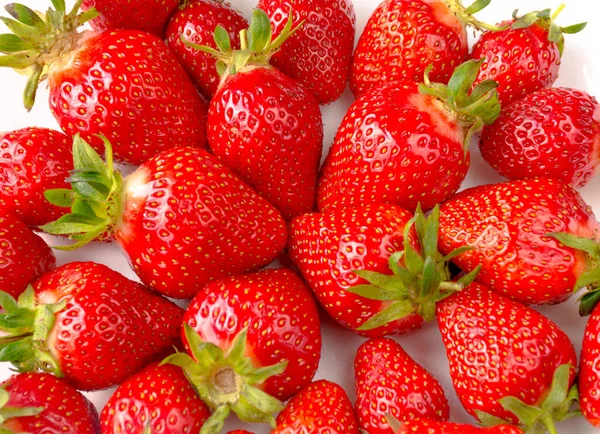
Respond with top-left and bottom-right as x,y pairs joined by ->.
0,0 -> 598,432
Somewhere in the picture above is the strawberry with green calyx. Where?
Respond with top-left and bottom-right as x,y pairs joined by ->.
0,388 -> 44,430
581,303 -> 600,427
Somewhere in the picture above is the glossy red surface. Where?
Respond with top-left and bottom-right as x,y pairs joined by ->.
581,304 -> 600,427
397,419 -> 525,433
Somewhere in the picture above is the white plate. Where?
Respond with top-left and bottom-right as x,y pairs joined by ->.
1,0 -> 599,432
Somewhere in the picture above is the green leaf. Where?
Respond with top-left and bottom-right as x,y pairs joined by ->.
476,409 -> 511,427
422,205 -> 440,259
17,285 -> 35,309
214,25 -> 231,53
50,0 -> 66,12
74,7 -> 99,26
247,9 -> 272,52
387,251 -> 405,276
0,50 -> 37,68
465,0 -> 491,15
0,309 -> 35,330
347,283 -> 407,301
0,17 -> 40,45
548,232 -> 600,257
456,265 -> 482,288
200,405 -> 230,434
512,12 -> 540,29
216,59 -> 227,77
575,267 -> 600,292
244,361 -> 287,386
72,134 -> 107,174
357,300 -> 415,331
541,364 -> 572,412
4,3 -> 44,28
579,290 -> 600,316
0,291 -> 19,313
0,337 -> 34,363
40,213 -> 105,235
236,384 -> 283,425
0,405 -> 44,419
44,188 -> 74,208
442,246 -> 472,262
562,22 -> 587,34
420,256 -> 441,299
466,79 -> 499,106
226,328 -> 248,362
498,396 -> 543,426
353,270 -> 406,293
23,62 -> 42,111
403,243 -> 424,276
548,22 -> 563,44
447,59 -> 482,106
0,33 -> 32,52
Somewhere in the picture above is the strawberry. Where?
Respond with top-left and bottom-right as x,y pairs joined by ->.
471,7 -> 586,106
100,362 -> 211,433
438,178 -> 600,305
480,87 -> 600,188
228,431 -> 253,434
581,302 -> 600,427
164,268 -> 322,431
0,1 -> 207,165
318,59 -> 500,214
187,9 -> 324,220
166,0 -> 248,100
0,127 -> 72,226
272,380 -> 359,433
41,136 -> 287,299
0,261 -> 183,391
257,0 -> 356,104
389,418 -> 524,434
82,0 -> 179,37
0,210 -> 55,299
0,372 -> 100,433
354,338 -> 449,434
437,283 -> 579,433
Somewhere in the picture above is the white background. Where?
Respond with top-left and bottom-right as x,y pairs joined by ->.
0,0 -> 599,432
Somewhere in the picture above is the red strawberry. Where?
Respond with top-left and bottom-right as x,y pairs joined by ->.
480,87 -> 600,188
438,178 -> 600,305
0,2 -> 207,165
0,210 -> 55,298
437,283 -> 579,432
354,338 -> 449,434
272,380 -> 359,433
0,261 -> 183,390
391,418 -> 524,434
318,59 -> 500,213
82,0 -> 179,37
258,0 -> 356,104
228,431 -> 253,434
100,362 -> 211,433
42,136 -> 287,299
471,7 -> 586,106
0,128 -> 72,226
0,372 -> 99,433
165,268 -> 322,431
581,303 -> 600,427
166,0 -> 248,100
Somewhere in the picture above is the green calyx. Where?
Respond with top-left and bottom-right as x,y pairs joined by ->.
0,388 -> 44,434
182,7 -> 302,77
347,205 -> 481,331
477,364 -> 579,434
40,134 -> 122,250
0,286 -> 65,378
0,0 -> 98,110
162,324 -> 287,434
444,0 -> 507,32
419,59 -> 501,155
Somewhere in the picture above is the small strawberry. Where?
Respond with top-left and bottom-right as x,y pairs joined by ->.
0,0 -> 207,165
388,417 -> 524,434
164,268 -> 322,432
471,7 -> 586,106
437,283 -> 579,433
166,0 -> 248,100
41,136 -> 287,299
581,302 -> 600,427
0,261 -> 183,391
480,87 -> 600,188
100,362 -> 211,433
0,127 -> 72,226
318,59 -> 500,214
354,338 -> 449,434
272,380 -> 359,433
0,372 -> 100,433
0,210 -> 55,299
258,0 -> 356,104
438,178 -> 600,305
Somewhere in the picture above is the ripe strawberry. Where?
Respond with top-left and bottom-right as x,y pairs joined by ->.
437,283 -> 579,432
165,268 -> 322,431
101,362 -> 211,433
480,87 -> 600,188
354,338 -> 449,434
272,380 -> 359,433
471,7 -> 586,106
0,127 -> 72,226
0,210 -> 55,298
228,431 -> 253,434
166,0 -> 248,100
0,1 -> 207,165
42,136 -> 287,299
581,303 -> 600,427
0,372 -> 100,433
0,261 -> 183,391
438,178 -> 600,305
318,59 -> 500,213
390,418 -> 524,434
258,0 -> 356,104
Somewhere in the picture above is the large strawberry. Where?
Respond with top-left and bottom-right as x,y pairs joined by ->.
581,302 -> 600,427
0,372 -> 100,433
101,362 -> 211,433
318,59 -> 500,214
41,136 -> 287,299
272,380 -> 359,433
258,0 -> 356,104
0,261 -> 183,390
0,0 -> 207,165
0,210 -> 55,299
187,9 -> 324,220
480,87 -> 600,188
388,418 -> 524,434
166,0 -> 248,100
471,7 -> 586,105
164,268 -> 322,432
437,283 -> 579,433
438,178 -> 600,305
0,127 -> 72,226
354,338 -> 449,434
